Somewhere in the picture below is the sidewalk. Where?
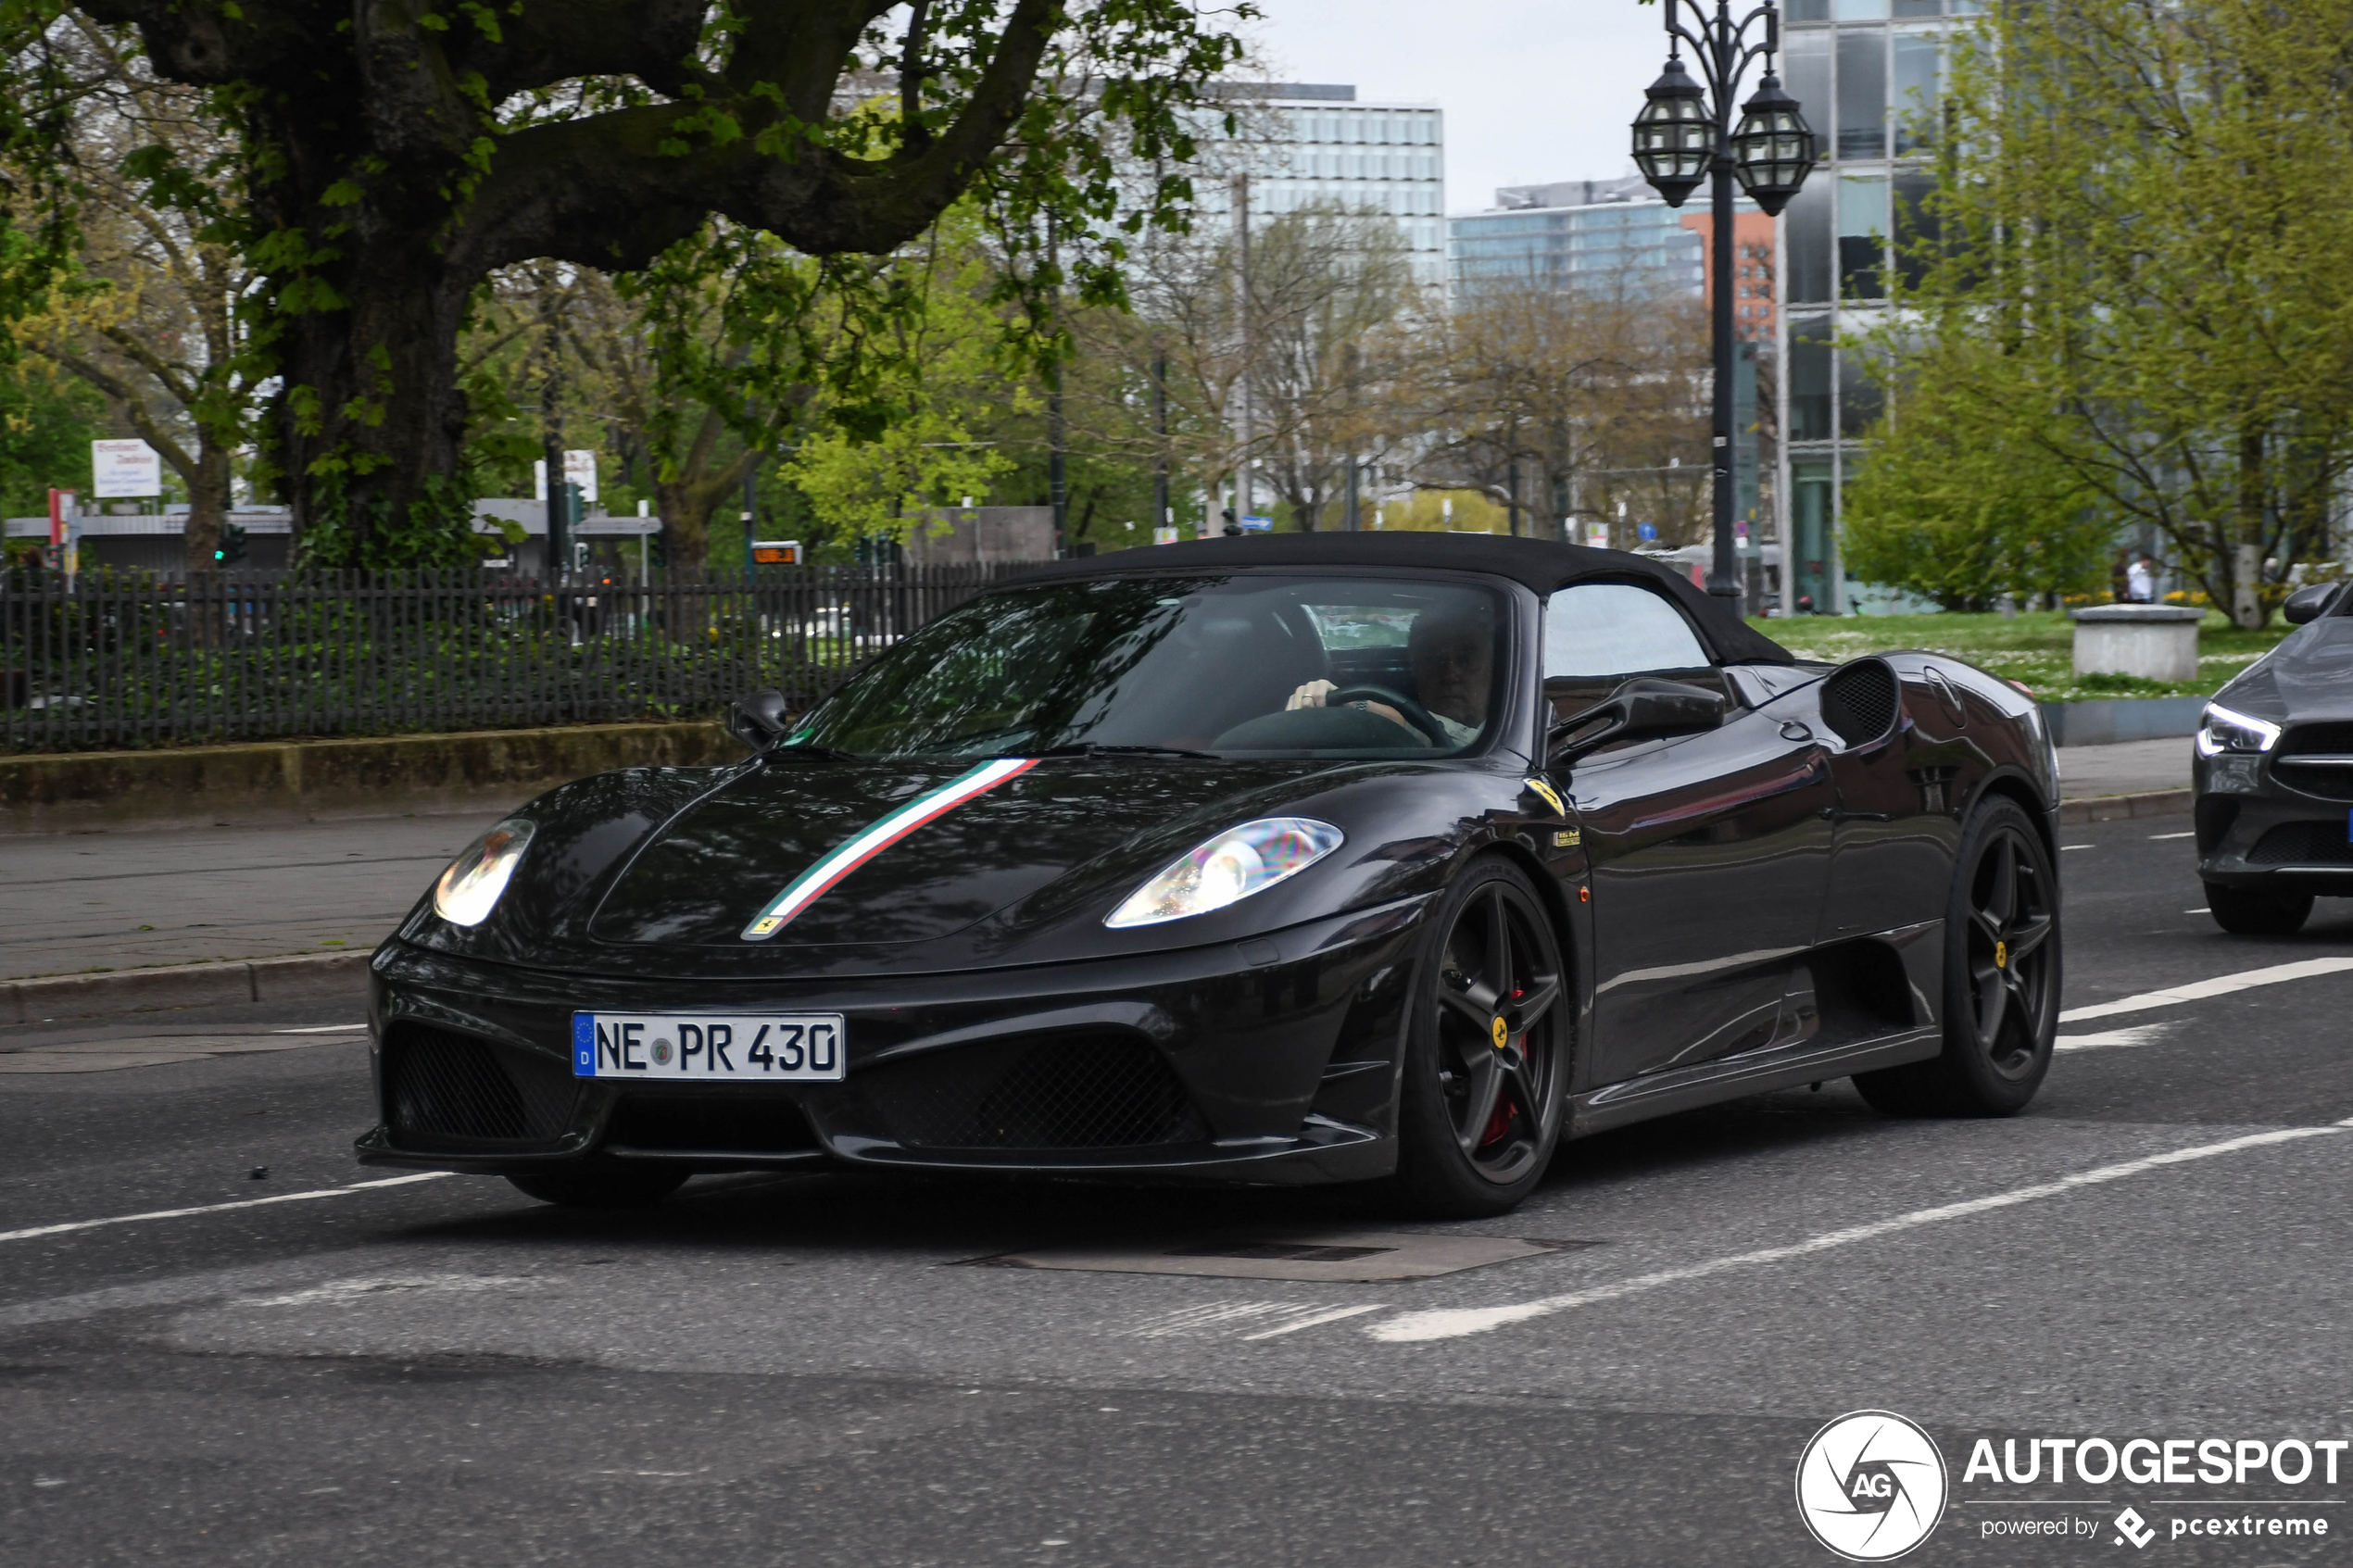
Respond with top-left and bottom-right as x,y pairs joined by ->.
1,811 -> 504,983
2055,737 -> 2189,801
3,740 -> 2195,990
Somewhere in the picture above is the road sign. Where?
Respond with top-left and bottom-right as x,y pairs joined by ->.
534,451 -> 600,504
92,439 -> 161,498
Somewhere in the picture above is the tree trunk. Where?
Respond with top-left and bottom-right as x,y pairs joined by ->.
272,251 -> 477,565
181,440 -> 234,573
2233,420 -> 2269,629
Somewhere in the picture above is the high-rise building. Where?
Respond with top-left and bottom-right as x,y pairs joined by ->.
1447,182 -> 1772,338
1774,0 -> 1965,613
1208,84 -> 1448,287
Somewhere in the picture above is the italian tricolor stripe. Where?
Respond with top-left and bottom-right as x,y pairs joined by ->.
739,758 -> 1039,941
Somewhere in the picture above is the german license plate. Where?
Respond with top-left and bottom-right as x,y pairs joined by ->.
572,1012 -> 845,1081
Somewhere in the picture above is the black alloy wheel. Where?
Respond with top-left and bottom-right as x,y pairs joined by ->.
1390,859 -> 1570,1216
1856,797 -> 2059,1117
2204,881 -> 2313,936
506,1167 -> 691,1209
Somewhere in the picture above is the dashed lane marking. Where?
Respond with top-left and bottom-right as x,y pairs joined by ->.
1119,1299 -> 1389,1340
2150,831 -> 2196,841
2056,1022 -> 2174,1052
2058,956 -> 2353,1023
1362,1123 -> 2353,1345
0,1173 -> 453,1245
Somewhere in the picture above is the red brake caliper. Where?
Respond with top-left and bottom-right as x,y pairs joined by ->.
1479,987 -> 1526,1148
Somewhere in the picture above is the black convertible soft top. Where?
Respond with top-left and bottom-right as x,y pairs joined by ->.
1005,532 -> 1796,667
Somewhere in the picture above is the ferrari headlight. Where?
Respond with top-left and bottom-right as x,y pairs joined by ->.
433,818 -> 536,926
2196,703 -> 2281,758
1105,818 -> 1344,929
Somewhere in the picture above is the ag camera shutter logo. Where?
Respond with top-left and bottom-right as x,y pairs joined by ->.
1795,1410 -> 1949,1561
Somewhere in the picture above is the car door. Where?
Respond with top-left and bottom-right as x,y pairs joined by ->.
1541,583 -> 1837,1085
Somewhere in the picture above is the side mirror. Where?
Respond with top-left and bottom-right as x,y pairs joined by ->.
2283,582 -> 2339,626
1547,679 -> 1726,766
727,688 -> 792,752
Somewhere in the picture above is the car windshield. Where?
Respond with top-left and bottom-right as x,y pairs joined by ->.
788,573 -> 1511,761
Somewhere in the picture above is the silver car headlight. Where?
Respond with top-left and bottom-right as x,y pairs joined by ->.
434,818 -> 536,926
2195,703 -> 2281,758
1105,818 -> 1344,929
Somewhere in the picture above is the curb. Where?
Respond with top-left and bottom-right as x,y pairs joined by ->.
4,788 -> 2192,1021
2058,788 -> 2193,825
4,951 -> 371,1024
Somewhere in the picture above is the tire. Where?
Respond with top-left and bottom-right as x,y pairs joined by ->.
506,1167 -> 690,1209
2205,882 -> 2312,936
1389,858 -> 1571,1217
1855,797 -> 2059,1118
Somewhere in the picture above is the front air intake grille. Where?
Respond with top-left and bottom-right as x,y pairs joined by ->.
860,1032 -> 1207,1151
2246,822 -> 2353,865
605,1093 -> 821,1156
1819,660 -> 1901,749
2273,724 -> 2353,800
384,1026 -> 577,1148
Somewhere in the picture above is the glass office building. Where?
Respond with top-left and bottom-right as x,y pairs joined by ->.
1775,0 -> 1972,612
1205,84 -> 1448,289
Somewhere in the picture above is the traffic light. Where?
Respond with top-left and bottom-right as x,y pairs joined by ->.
214,522 -> 247,565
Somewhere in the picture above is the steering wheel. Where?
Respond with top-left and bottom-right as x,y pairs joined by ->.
1323,684 -> 1453,747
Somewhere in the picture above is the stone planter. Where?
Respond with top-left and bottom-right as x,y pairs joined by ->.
2070,604 -> 2205,683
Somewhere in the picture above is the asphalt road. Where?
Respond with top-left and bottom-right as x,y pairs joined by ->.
6,809 -> 2351,1567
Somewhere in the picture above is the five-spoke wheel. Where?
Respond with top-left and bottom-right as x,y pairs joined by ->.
1856,797 -> 2060,1117
1392,859 -> 1569,1214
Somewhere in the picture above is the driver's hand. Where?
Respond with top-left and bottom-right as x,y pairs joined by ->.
1286,679 -> 1337,710
1361,702 -> 1408,730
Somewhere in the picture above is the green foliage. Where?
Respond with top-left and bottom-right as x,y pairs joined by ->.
1855,0 -> 2353,623
0,359 -> 101,515
1760,609 -> 2291,703
296,468 -> 493,571
783,208 -> 1027,543
1841,341 -> 2109,609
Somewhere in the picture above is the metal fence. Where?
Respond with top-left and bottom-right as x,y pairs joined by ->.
0,564 -> 1032,752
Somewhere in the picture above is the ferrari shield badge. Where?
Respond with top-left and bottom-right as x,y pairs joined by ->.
1523,777 -> 1567,818
741,758 -> 1038,940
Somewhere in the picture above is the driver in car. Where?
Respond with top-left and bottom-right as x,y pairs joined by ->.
1285,603 -> 1491,746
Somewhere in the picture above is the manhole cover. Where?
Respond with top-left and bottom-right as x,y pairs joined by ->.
964,1230 -> 1597,1282
1166,1243 -> 1393,1262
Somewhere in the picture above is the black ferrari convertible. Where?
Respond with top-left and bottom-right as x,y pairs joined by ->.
359,533 -> 2064,1216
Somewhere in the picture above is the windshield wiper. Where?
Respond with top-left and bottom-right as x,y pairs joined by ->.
763,741 -> 860,763
1026,743 -> 1222,761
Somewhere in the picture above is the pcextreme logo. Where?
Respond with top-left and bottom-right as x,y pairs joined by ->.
1796,1410 -> 1951,1562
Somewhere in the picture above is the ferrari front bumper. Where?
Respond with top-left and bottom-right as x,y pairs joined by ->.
355,894 -> 1432,1186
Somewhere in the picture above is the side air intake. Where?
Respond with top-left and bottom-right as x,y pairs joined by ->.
1818,659 -> 1901,749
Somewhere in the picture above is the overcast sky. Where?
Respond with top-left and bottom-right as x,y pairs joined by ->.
1243,0 -> 1672,213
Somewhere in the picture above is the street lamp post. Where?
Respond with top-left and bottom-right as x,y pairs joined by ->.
1630,0 -> 1817,604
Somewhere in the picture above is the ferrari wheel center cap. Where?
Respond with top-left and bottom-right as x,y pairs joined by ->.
1994,940 -> 2007,970
1491,1016 -> 1511,1051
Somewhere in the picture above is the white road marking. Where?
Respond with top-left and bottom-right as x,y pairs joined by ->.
2056,1022 -> 2174,1053
2149,831 -> 2197,841
245,1273 -> 532,1307
2058,956 -> 2353,1023
0,1173 -> 453,1245
1365,1123 -> 2349,1344
1121,1299 -> 1383,1340
1239,1304 -> 1390,1340
272,1023 -> 368,1035
2186,908 -> 2211,915
2061,844 -> 2095,851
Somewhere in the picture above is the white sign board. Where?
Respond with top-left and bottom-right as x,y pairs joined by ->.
1585,522 -> 1611,550
92,439 -> 162,499
533,451 -> 601,504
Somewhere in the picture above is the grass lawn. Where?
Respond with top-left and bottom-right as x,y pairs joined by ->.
1748,609 -> 2291,703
